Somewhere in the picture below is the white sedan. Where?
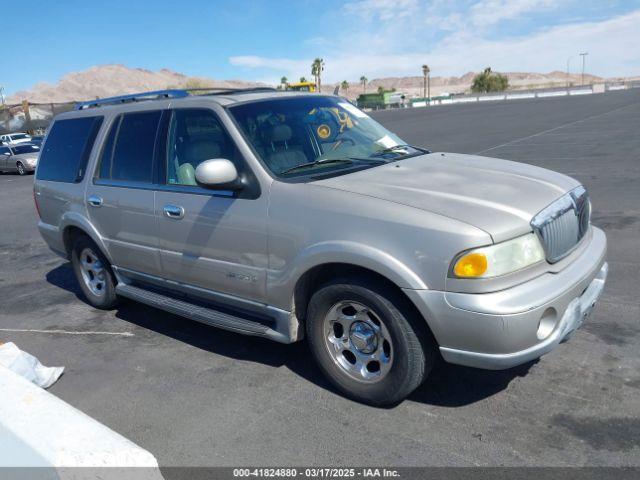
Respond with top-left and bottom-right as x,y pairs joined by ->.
0,132 -> 32,146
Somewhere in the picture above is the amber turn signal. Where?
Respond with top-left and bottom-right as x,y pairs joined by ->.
453,253 -> 488,278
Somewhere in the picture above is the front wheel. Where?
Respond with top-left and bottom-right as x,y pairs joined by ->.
306,277 -> 436,406
16,162 -> 26,175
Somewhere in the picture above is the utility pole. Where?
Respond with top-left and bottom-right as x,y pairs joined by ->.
422,64 -> 430,103
579,52 -> 588,86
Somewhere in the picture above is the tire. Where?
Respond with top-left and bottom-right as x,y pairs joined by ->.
306,276 -> 436,406
16,162 -> 26,175
71,236 -> 119,309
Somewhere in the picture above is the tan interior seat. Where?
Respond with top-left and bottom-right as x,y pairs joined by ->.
265,124 -> 307,173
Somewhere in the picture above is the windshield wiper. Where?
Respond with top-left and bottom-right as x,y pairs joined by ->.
280,158 -> 354,175
369,144 -> 429,158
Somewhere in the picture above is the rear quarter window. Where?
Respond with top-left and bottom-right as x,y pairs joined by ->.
36,116 -> 103,183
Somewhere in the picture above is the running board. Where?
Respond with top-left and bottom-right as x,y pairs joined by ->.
115,283 -> 291,343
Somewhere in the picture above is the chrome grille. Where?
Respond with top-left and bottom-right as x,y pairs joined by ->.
531,186 -> 590,263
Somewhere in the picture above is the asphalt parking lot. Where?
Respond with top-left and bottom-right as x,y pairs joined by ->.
1,89 -> 639,467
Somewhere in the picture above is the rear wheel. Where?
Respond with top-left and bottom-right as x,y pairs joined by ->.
16,162 -> 26,175
71,236 -> 119,309
306,277 -> 436,406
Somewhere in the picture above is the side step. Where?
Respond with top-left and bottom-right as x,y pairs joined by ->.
115,284 -> 290,343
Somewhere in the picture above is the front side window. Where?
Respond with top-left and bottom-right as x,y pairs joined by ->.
229,96 -> 425,178
166,109 -> 239,186
12,144 -> 40,155
11,133 -> 29,141
98,111 -> 161,183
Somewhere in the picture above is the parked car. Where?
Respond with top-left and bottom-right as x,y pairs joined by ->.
34,89 -> 607,405
0,132 -> 32,145
29,135 -> 45,147
0,142 -> 40,175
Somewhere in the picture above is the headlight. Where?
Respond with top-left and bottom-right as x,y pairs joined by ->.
451,233 -> 545,278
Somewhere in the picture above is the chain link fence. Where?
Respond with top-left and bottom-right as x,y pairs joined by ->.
0,102 -> 76,134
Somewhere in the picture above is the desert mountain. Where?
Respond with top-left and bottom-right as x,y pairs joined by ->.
7,64 -> 264,104
8,64 -> 611,104
327,71 -> 605,98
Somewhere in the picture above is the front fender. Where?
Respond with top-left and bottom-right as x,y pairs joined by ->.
267,240 -> 428,310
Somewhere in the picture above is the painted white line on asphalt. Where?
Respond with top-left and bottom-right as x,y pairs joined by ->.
0,328 -> 134,337
476,101 -> 640,154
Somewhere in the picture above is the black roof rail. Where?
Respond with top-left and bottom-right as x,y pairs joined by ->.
75,89 -> 189,110
74,86 -> 282,110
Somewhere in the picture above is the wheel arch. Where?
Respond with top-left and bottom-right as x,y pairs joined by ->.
292,262 -> 438,348
60,213 -> 112,263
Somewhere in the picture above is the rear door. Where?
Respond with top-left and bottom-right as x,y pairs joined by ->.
87,110 -> 165,277
154,107 -> 268,303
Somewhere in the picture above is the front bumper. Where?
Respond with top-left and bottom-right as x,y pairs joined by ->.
404,226 -> 607,370
21,161 -> 37,172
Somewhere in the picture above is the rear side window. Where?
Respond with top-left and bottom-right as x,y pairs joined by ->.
36,116 -> 103,182
97,111 -> 162,183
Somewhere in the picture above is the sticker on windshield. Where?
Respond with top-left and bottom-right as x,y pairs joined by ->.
375,135 -> 401,148
338,102 -> 369,118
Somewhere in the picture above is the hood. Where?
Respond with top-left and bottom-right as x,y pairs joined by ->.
315,152 -> 580,242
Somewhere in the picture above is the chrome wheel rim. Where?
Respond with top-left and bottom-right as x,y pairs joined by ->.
79,248 -> 106,297
323,301 -> 393,383
17,163 -> 24,175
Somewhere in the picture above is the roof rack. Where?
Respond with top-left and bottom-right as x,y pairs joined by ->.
75,87 -> 280,110
75,90 -> 188,110
192,87 -> 279,96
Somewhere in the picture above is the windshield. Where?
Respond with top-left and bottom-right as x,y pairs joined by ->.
12,144 -> 40,154
229,96 -> 425,178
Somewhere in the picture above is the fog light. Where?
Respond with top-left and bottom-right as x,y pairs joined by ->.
537,308 -> 557,340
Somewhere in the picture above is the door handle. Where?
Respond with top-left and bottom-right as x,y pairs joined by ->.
163,204 -> 184,219
87,195 -> 103,207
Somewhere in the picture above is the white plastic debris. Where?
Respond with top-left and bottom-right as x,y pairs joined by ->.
0,342 -> 64,388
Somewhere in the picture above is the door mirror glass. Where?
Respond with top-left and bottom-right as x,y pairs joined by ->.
195,158 -> 242,190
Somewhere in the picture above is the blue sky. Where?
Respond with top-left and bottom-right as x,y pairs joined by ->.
4,0 -> 640,95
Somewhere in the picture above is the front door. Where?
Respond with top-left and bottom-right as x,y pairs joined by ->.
86,110 -> 164,277
155,108 -> 268,304
0,146 -> 11,170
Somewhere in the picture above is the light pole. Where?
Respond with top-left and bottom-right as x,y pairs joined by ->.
422,64 -> 430,103
566,55 -> 575,88
579,52 -> 589,86
0,86 -> 5,106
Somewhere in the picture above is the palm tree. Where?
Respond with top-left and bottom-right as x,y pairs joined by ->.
360,76 -> 368,94
311,58 -> 325,92
340,80 -> 349,93
299,76 -> 307,83
421,64 -> 430,100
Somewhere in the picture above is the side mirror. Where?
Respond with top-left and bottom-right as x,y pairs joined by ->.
195,159 -> 243,190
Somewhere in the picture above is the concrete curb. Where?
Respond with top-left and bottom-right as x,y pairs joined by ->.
0,365 -> 163,478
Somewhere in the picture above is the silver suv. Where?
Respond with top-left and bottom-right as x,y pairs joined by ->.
34,89 -> 607,405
